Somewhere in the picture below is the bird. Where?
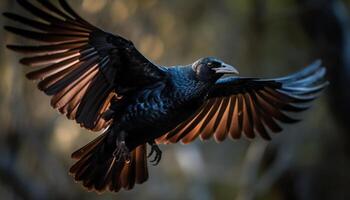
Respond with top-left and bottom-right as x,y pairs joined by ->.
4,0 -> 328,193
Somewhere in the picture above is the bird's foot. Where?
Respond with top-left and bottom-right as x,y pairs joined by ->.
113,141 -> 131,164
148,142 -> 162,166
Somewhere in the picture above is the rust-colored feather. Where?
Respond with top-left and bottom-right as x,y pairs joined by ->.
242,93 -> 255,139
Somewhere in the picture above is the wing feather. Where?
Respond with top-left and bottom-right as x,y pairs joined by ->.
246,94 -> 270,140
212,97 -> 230,142
229,94 -> 243,139
6,0 -> 165,131
161,61 -> 328,143
7,42 -> 88,55
199,99 -> 222,140
242,93 -> 255,139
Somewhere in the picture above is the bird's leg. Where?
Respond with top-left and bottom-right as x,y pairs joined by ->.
147,141 -> 162,166
112,130 -> 131,163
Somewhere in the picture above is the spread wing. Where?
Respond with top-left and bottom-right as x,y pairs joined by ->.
4,0 -> 165,131
159,60 -> 328,144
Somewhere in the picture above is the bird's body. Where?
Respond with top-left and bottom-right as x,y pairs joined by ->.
4,0 -> 328,193
112,66 -> 210,150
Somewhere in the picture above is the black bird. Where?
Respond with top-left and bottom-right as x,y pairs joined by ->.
4,0 -> 328,193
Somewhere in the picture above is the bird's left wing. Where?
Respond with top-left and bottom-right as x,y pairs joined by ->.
159,60 -> 328,144
4,0 -> 165,131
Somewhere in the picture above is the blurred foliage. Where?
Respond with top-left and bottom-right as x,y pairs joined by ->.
0,0 -> 349,200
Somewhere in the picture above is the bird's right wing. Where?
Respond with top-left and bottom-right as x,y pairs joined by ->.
5,0 -> 166,131
159,60 -> 328,144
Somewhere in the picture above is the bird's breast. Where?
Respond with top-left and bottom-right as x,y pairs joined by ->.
118,81 -> 206,142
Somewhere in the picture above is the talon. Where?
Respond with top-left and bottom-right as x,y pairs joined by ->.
113,148 -> 121,160
148,148 -> 155,158
113,140 -> 130,163
152,151 -> 162,166
151,155 -> 158,163
148,142 -> 162,166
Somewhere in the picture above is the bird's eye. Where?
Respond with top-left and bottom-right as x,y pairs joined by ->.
208,63 -> 213,67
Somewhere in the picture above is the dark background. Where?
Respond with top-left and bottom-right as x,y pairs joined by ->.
0,0 -> 349,199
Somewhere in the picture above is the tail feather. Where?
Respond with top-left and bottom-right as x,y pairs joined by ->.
135,144 -> 148,183
69,132 -> 149,192
71,132 -> 106,159
120,153 -> 136,190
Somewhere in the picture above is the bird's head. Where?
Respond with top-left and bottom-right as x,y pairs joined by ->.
192,57 -> 239,81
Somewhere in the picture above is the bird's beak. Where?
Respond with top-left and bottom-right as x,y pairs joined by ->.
213,63 -> 239,75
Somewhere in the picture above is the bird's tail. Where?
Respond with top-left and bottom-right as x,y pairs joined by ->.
69,131 -> 149,193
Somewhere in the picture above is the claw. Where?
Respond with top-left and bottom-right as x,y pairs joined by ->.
148,147 -> 155,158
113,141 -> 130,164
151,155 -> 158,163
148,142 -> 162,166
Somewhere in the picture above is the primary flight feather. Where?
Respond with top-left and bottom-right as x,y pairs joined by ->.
4,0 -> 328,193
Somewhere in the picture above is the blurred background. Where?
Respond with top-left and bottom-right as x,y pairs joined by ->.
0,0 -> 349,199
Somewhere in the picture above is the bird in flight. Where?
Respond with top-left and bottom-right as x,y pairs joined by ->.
4,0 -> 328,193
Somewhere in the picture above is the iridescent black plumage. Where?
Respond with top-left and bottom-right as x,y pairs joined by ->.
4,0 -> 328,193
